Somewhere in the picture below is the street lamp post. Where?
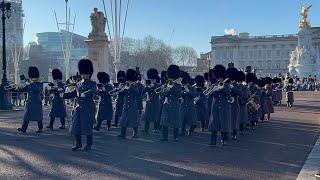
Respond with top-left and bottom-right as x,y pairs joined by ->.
207,54 -> 211,72
0,0 -> 12,110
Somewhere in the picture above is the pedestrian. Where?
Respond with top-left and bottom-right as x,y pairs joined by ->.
285,78 -> 295,108
160,65 -> 182,142
118,69 -> 141,138
46,69 -> 67,130
94,72 -> 114,131
180,71 -> 197,136
17,67 -> 44,134
208,65 -> 231,146
141,68 -> 161,134
63,59 -> 97,151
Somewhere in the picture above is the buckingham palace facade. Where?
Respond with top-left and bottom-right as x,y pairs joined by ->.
210,27 -> 320,77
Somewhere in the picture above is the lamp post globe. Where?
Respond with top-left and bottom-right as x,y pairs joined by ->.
0,0 -> 12,110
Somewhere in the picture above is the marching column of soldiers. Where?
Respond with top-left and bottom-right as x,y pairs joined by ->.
11,58 -> 292,151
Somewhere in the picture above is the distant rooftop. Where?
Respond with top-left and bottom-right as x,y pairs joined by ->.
7,0 -> 22,3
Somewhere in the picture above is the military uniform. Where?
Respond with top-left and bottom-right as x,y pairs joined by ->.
180,84 -> 197,136
195,87 -> 208,131
48,81 -> 66,128
95,84 -> 113,130
238,84 -> 249,134
285,79 -> 295,108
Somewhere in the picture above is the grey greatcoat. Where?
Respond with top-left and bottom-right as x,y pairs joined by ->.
63,79 -> 97,135
195,88 -> 209,124
285,85 -> 294,103
248,85 -> 260,123
136,82 -> 144,112
22,81 -> 43,122
272,84 -> 280,103
158,83 -> 166,123
230,83 -> 242,131
160,84 -> 182,128
115,88 -> 125,117
142,83 -> 160,123
119,84 -> 141,127
238,85 -> 249,124
49,81 -> 66,118
180,85 -> 197,126
96,84 -> 114,121
208,86 -> 231,132
277,83 -> 283,102
260,88 -> 269,115
266,86 -> 274,113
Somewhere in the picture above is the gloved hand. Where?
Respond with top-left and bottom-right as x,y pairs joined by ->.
229,84 -> 234,89
58,88 -> 64,92
194,96 -> 200,102
80,93 -> 85,98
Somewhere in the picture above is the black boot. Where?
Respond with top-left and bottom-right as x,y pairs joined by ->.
46,117 -> 54,130
290,103 -> 293,108
118,126 -> 127,138
287,102 -> 290,108
141,122 -> 150,134
94,120 -> 102,131
267,114 -> 270,121
132,127 -> 138,138
239,123 -> 244,135
84,135 -> 92,150
112,115 -> 119,127
251,121 -> 255,130
72,135 -> 82,151
232,129 -> 237,140
160,126 -> 168,142
173,128 -> 179,142
59,117 -> 66,129
17,128 -> 26,134
221,132 -> 227,146
208,131 -> 217,145
106,120 -> 111,131
37,121 -> 43,133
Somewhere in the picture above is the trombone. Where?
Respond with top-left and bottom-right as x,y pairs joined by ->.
108,81 -> 137,96
4,84 -> 18,90
203,78 -> 230,96
155,78 -> 182,94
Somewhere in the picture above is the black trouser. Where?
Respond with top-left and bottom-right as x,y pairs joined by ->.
120,126 -> 138,136
114,114 -> 120,125
96,119 -> 111,130
162,126 -> 178,140
181,120 -> 194,134
21,121 -> 43,131
145,121 -> 160,132
74,135 -> 92,147
49,117 -> 65,127
239,123 -> 245,132
211,131 -> 228,143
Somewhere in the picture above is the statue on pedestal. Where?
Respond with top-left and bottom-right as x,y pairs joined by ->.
299,5 -> 312,30
89,8 -> 107,39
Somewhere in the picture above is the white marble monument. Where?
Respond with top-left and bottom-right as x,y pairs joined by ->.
288,5 -> 320,78
85,8 -> 111,81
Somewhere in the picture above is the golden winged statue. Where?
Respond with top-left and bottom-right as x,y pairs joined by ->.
299,5 -> 312,30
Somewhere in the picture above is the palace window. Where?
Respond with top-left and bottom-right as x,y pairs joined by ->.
276,50 -> 281,57
258,50 -> 262,58
267,50 -> 272,58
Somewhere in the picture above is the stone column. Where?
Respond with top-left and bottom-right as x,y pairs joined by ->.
85,37 -> 110,82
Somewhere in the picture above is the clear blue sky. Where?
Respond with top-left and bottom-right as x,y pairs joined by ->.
23,0 -> 320,54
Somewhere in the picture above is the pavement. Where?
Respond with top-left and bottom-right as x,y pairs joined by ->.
0,91 -> 319,180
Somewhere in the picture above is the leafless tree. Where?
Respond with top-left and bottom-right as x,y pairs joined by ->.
173,46 -> 198,66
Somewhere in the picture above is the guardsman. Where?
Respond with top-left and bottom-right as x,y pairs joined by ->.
17,67 -> 44,134
46,69 -> 66,130
226,67 -> 242,140
136,73 -> 144,115
246,73 -> 259,130
237,71 -> 249,135
194,75 -> 208,131
63,59 -> 97,151
208,65 -> 231,146
157,71 -> 167,133
285,78 -> 295,108
141,68 -> 161,134
94,72 -> 114,131
180,71 -> 197,136
160,65 -> 182,142
118,69 -> 141,138
112,71 -> 126,127
264,77 -> 275,121
257,78 -> 268,123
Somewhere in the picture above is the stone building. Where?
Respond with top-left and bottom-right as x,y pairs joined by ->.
210,28 -> 320,77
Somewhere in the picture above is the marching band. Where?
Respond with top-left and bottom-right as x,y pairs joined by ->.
10,58 -> 289,151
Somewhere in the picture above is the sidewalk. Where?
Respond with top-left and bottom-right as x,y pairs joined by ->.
297,135 -> 320,180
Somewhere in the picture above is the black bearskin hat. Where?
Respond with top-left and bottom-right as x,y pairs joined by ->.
246,73 -> 256,83
245,66 -> 252,73
236,71 -> 246,82
265,77 -> 272,85
97,72 -> 110,84
147,68 -> 158,80
195,75 -> 205,88
272,77 -> 278,83
117,71 -> 126,83
181,71 -> 190,84
213,64 -> 226,79
204,72 -> 209,81
126,69 -> 137,82
226,67 -> 238,81
156,75 -> 160,83
228,62 -> 234,68
257,78 -> 265,88
28,66 -> 39,79
78,59 -> 93,76
161,71 -> 167,84
288,78 -> 294,84
167,65 -> 180,80
20,75 -> 25,81
52,69 -> 62,80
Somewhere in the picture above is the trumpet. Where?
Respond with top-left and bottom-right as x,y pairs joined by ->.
154,84 -> 166,94
155,78 -> 183,94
